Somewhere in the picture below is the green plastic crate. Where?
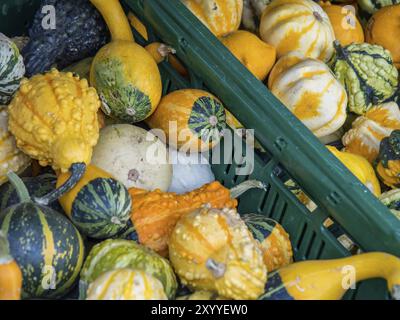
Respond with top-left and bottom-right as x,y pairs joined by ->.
1,0 -> 399,300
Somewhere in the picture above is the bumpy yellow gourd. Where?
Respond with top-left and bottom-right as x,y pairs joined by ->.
8,69 -> 100,172
260,252 -> 400,300
327,146 -> 381,196
269,52 -> 348,138
219,30 -> 276,80
182,0 -> 243,37
0,106 -> 30,186
342,102 -> 400,163
169,206 -> 267,300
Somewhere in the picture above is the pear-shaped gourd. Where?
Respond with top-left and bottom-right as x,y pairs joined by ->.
90,0 -> 162,123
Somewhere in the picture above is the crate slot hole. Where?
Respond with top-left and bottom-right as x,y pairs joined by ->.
295,223 -> 308,248
257,185 -> 271,213
305,232 -> 316,258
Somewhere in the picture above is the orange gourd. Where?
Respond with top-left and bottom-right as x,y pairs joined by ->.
129,180 -> 264,256
366,4 -> 400,69
0,232 -> 22,300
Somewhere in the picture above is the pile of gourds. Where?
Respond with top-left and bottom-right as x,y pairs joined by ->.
0,0 -> 399,301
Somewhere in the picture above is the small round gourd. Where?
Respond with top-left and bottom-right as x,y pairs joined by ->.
146,89 -> 227,152
91,124 -> 172,191
269,53 -> 348,138
357,0 -> 400,24
379,189 -> 400,220
259,0 -> 335,62
376,130 -> 400,188
0,106 -> 30,186
243,214 -> 293,272
342,102 -> 400,163
169,206 -> 267,300
0,33 -> 25,105
182,0 -> 243,36
0,172 -> 84,299
330,42 -> 398,115
80,239 -> 177,299
86,269 -> 167,300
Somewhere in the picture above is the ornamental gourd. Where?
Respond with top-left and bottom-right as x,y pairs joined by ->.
0,172 -> 84,299
366,4 -> 400,70
357,0 -> 400,24
269,53 -> 347,138
259,0 -> 335,62
91,124 -> 172,191
0,231 -> 22,300
259,252 -> 400,300
241,0 -> 271,33
379,189 -> 400,220
57,165 -> 132,239
330,42 -> 399,115
182,0 -> 243,37
8,69 -> 101,204
243,214 -> 293,272
0,106 -> 30,186
86,269 -> 167,300
327,146 -> 381,195
80,239 -> 177,299
90,0 -> 162,123
376,130 -> 400,188
146,89 -> 227,152
169,206 -> 267,300
128,180 -> 264,256
342,102 -> 400,163
219,30 -> 276,80
0,33 -> 25,104
320,2 -> 364,46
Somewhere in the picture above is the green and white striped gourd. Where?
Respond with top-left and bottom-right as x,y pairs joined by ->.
0,33 -> 25,104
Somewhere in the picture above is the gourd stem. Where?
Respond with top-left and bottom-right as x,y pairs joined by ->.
0,231 -> 13,265
6,171 -> 30,203
33,163 -> 86,206
333,40 -> 347,60
90,0 -> 134,42
230,180 -> 266,199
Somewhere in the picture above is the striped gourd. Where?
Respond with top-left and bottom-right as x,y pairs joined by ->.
330,42 -> 398,115
269,53 -> 347,138
57,165 -> 132,239
259,0 -> 335,62
0,174 -> 63,213
86,269 -> 167,300
0,106 -> 30,186
182,0 -> 243,37
80,239 -> 177,299
242,214 -> 293,272
357,0 -> 400,24
169,207 -> 267,300
0,172 -> 84,299
146,89 -> 227,152
0,33 -> 25,104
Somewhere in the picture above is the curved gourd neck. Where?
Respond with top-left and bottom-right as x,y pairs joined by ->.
0,232 -> 13,265
6,171 -> 31,203
90,0 -> 134,42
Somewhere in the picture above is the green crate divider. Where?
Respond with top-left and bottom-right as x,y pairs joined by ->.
0,0 -> 397,300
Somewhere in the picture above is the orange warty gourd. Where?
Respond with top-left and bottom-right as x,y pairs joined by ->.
182,0 -> 243,37
366,4 -> 400,69
320,2 -> 364,46
219,30 -> 276,80
0,232 -> 22,300
129,180 -> 264,256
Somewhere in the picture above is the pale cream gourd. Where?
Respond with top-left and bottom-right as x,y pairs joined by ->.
342,102 -> 400,163
259,0 -> 336,62
269,52 -> 347,138
0,106 -> 30,186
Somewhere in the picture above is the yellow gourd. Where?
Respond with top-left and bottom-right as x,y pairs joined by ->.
269,52 -> 348,138
259,0 -> 336,62
260,252 -> 400,300
327,146 -> 381,196
342,102 -> 400,163
219,30 -> 276,80
182,0 -> 243,37
90,0 -> 162,123
366,4 -> 400,69
0,106 -> 30,186
169,206 -> 267,300
320,2 -> 364,46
